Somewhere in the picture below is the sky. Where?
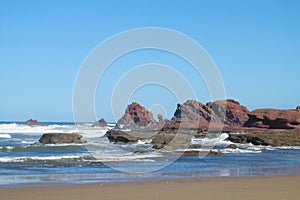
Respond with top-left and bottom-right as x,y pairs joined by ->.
0,0 -> 300,122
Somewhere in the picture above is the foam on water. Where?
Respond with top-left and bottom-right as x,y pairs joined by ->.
0,123 -> 77,134
191,133 -> 233,148
0,133 -> 11,138
0,155 -> 85,162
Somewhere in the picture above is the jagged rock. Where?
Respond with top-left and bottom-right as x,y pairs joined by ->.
157,114 -> 164,123
24,119 -> 43,126
206,99 -> 249,126
172,99 -> 249,127
244,109 -> 300,129
93,118 -> 107,127
117,102 -> 157,129
172,100 -> 219,122
39,133 -> 86,144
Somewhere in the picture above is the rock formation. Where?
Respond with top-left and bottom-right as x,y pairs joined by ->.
105,130 -> 141,144
117,102 -> 157,129
207,99 -> 249,126
244,109 -> 300,129
39,133 -> 86,144
93,118 -> 107,127
24,119 -> 43,126
172,100 -> 219,122
172,99 -> 249,126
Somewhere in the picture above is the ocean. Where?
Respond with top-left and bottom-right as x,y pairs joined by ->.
0,122 -> 300,186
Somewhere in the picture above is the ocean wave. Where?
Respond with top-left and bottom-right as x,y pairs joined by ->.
0,134 -> 11,138
0,123 -> 77,134
0,123 -> 113,139
91,151 -> 163,162
0,144 -> 87,152
191,133 -> 233,148
0,155 -> 90,163
0,151 -> 161,163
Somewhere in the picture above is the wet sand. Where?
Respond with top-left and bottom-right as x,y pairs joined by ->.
1,175 -> 299,200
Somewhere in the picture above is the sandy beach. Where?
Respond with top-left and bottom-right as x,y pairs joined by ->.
1,175 -> 299,200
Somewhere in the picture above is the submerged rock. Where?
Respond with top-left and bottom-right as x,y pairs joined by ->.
24,119 -> 43,126
39,133 -> 86,144
182,150 -> 223,156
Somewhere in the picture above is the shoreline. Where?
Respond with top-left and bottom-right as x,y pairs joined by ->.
1,175 -> 300,200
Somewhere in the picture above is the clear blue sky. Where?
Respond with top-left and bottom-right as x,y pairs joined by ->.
0,0 -> 300,122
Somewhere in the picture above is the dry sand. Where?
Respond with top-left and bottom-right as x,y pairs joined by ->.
1,175 -> 300,200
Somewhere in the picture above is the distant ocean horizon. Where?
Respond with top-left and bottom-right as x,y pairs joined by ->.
1,121 -> 300,186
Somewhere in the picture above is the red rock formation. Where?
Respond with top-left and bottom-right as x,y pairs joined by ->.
206,99 -> 249,126
117,102 -> 157,129
172,99 -> 249,126
24,119 -> 43,126
172,100 -> 219,122
244,109 -> 300,129
93,118 -> 107,127
296,106 -> 300,111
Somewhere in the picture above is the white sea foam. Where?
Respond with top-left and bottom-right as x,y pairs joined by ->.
0,123 -> 114,139
191,133 -> 232,148
221,148 -> 262,154
137,138 -> 153,145
0,133 -> 11,138
0,155 -> 86,162
0,123 -> 78,134
91,152 -> 162,162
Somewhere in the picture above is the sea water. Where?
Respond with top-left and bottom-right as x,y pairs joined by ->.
0,122 -> 300,186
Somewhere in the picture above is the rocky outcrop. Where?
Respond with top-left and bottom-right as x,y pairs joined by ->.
24,119 -> 43,126
39,133 -> 86,144
207,99 -> 249,126
228,130 -> 300,146
172,100 -> 219,122
172,99 -> 249,126
244,109 -> 300,129
117,102 -> 157,129
93,118 -> 107,127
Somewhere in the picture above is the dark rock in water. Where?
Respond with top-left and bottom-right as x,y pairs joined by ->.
227,144 -> 238,149
151,133 -> 192,149
182,150 -> 223,156
117,102 -> 157,129
244,109 -> 300,129
206,99 -> 249,126
105,130 -> 141,144
24,119 -> 43,126
39,133 -> 86,144
93,118 -> 107,127
228,134 -> 268,145
228,130 -> 300,146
